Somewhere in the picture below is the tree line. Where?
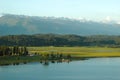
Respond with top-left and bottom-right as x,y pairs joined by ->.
0,46 -> 28,56
0,34 -> 120,47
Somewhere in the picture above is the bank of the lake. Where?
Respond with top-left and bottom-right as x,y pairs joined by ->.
1,47 -> 120,66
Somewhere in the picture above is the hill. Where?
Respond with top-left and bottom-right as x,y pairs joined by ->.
0,14 -> 120,35
0,34 -> 120,47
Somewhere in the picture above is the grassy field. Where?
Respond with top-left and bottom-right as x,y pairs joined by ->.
1,47 -> 120,66
28,47 -> 120,58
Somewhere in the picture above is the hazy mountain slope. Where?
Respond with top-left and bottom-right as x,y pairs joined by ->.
0,14 -> 120,36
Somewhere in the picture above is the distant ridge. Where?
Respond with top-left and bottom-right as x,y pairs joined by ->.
0,14 -> 120,36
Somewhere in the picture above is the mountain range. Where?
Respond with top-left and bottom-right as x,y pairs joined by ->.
0,14 -> 120,36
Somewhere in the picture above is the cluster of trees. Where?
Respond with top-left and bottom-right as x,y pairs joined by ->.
0,46 -> 28,56
0,34 -> 120,47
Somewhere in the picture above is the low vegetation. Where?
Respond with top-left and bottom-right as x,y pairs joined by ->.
28,47 -> 120,58
1,46 -> 120,66
0,46 -> 72,66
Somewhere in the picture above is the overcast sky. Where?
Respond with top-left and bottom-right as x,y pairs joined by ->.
0,0 -> 119,21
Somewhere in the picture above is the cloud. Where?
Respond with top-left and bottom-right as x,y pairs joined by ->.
0,14 -> 3,17
102,16 -> 119,24
105,16 -> 112,22
117,21 -> 120,24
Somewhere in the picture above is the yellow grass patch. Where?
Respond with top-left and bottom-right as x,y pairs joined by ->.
28,47 -> 120,57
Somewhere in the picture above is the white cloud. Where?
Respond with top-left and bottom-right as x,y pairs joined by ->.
105,16 -> 111,21
0,14 -> 3,17
103,16 -> 112,23
101,16 -> 120,24
117,21 -> 120,24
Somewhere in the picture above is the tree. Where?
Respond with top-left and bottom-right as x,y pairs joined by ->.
23,46 -> 28,56
13,46 -> 19,55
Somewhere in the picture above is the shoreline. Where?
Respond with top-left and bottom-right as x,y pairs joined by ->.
1,55 -> 120,66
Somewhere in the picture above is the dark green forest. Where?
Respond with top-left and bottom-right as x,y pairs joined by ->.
0,34 -> 120,47
0,46 -> 28,56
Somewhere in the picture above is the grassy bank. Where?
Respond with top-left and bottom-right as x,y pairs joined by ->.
0,56 -> 42,66
1,47 -> 120,66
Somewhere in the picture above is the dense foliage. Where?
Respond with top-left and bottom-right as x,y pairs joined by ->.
0,46 -> 28,56
0,34 -> 120,47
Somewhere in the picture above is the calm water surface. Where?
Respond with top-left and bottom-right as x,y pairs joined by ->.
0,58 -> 120,80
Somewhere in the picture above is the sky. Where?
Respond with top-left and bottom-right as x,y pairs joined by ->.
0,0 -> 120,21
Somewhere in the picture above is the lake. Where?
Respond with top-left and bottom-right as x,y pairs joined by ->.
0,58 -> 120,80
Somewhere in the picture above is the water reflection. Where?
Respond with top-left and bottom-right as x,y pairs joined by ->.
13,62 -> 19,65
39,59 -> 71,66
0,58 -> 88,66
1,58 -> 120,80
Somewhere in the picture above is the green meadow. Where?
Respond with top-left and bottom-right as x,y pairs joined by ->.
28,47 -> 120,58
1,47 -> 120,66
